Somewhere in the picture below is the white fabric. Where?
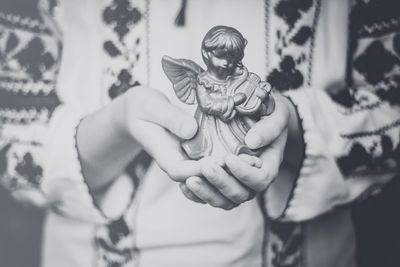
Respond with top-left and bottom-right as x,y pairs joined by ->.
17,0 -> 399,266
41,1 -> 266,267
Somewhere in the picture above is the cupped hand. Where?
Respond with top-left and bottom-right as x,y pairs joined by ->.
121,87 -> 202,181
178,93 -> 291,209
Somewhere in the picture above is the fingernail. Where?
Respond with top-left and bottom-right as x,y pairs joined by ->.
245,133 -> 261,149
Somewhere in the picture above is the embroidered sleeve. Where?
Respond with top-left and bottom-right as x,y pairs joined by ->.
0,0 -> 147,223
40,106 -> 108,222
265,88 -> 399,222
263,0 -> 400,222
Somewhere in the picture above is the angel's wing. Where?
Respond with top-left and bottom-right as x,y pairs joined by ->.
161,56 -> 204,105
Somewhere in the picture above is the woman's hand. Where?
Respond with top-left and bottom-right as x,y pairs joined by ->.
77,86 -> 202,192
178,93 -> 291,209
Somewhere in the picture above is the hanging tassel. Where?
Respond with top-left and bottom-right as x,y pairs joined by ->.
174,0 -> 187,27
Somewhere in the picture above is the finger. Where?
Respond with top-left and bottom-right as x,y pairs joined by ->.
225,110 -> 236,122
139,92 -> 198,139
225,153 -> 275,192
220,99 -> 228,114
132,120 -> 201,181
222,98 -> 234,120
237,154 -> 262,168
233,93 -> 246,105
231,129 -> 287,191
256,86 -> 268,100
215,99 -> 224,115
200,162 -> 253,204
185,176 -> 238,210
245,93 -> 289,149
179,182 -> 206,204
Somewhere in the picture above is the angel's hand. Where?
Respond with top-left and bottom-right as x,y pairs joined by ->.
219,96 -> 237,122
256,82 -> 272,101
217,93 -> 245,122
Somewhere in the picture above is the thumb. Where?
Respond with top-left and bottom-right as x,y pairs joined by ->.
140,91 -> 198,139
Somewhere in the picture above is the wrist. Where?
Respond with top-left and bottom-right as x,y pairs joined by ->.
263,93 -> 306,220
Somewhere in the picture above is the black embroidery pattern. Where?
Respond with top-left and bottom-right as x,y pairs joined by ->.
268,220 -> 302,267
108,66 -> 141,99
343,0 -> 400,106
0,0 -> 54,35
337,133 -> 400,177
95,217 -> 139,267
94,2 -> 150,266
0,4 -> 62,124
0,140 -> 45,192
352,0 -> 400,38
14,152 -> 43,185
14,37 -> 57,81
103,0 -> 145,99
264,2 -> 319,266
0,0 -> 61,205
332,0 -> 400,179
94,150 -> 152,267
103,0 -> 142,41
375,74 -> 400,106
354,41 -> 400,86
267,0 -> 320,92
268,55 -> 304,92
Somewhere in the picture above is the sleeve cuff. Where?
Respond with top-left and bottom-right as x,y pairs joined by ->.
262,94 -> 305,220
264,89 -> 348,221
41,106 -> 108,223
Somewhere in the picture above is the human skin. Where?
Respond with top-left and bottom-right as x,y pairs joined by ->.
76,86 -> 301,209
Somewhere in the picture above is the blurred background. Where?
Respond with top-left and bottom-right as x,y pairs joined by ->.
0,186 -> 44,267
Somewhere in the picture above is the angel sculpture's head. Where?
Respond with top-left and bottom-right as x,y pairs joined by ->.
202,25 -> 248,80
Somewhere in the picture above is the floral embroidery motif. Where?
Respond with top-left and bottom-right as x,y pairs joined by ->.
0,0 -> 61,205
95,217 -> 139,267
267,55 -> 304,92
0,1 -> 62,124
346,0 -> 400,106
15,152 -> 43,185
102,0 -> 147,99
267,0 -> 321,92
352,0 -> 400,38
267,220 -> 302,267
94,149 -> 152,267
103,0 -> 143,41
354,41 -> 399,86
337,133 -> 400,177
274,0 -> 313,29
330,0 -> 400,179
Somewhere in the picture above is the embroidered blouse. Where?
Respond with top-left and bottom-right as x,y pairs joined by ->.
0,0 -> 399,267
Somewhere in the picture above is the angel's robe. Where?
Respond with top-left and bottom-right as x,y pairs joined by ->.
182,68 -> 262,159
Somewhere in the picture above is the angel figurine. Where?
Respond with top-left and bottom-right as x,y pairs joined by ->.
162,25 -> 274,160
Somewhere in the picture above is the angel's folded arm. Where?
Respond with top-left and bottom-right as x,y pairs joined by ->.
196,84 -> 232,116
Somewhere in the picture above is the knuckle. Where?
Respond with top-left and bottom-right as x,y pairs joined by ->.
230,191 -> 250,204
250,173 -> 272,192
222,204 -> 235,210
164,166 -> 182,181
258,174 -> 274,191
210,200 -> 234,210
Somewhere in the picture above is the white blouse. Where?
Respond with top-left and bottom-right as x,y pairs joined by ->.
0,0 -> 399,267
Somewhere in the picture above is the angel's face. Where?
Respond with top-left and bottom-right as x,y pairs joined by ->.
206,49 -> 238,79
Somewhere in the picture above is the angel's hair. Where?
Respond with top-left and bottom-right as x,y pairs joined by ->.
202,25 -> 248,64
